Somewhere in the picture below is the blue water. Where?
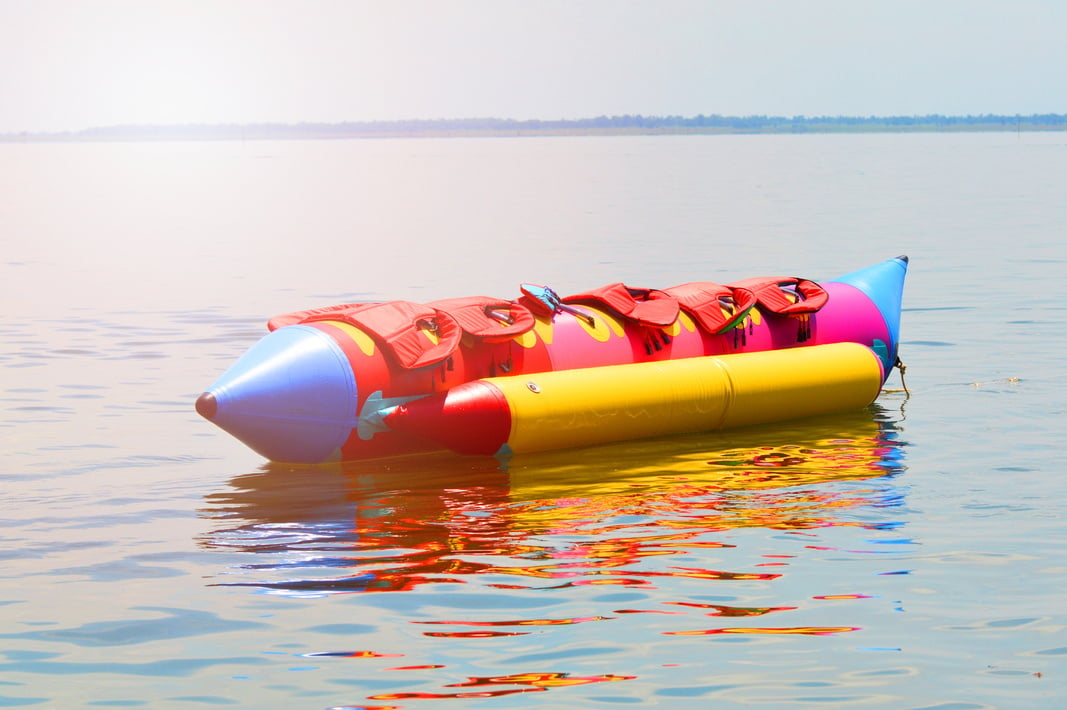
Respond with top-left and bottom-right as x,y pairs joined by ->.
2,132 -> 1065,707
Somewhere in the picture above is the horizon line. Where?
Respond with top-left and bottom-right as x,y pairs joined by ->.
5,111 -> 1067,136
4,112 -> 1066,142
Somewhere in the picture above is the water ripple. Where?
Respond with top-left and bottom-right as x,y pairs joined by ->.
0,607 -> 267,648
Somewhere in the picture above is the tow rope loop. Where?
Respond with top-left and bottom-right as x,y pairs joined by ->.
894,356 -> 910,397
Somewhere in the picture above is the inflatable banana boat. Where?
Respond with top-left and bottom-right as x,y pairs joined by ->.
195,256 -> 908,463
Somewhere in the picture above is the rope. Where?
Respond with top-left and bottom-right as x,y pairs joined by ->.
882,356 -> 910,397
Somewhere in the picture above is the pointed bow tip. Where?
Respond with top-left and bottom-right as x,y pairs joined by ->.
896,254 -> 909,264
195,391 -> 217,420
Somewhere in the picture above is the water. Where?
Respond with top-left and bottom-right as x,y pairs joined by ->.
2,132 -> 1066,708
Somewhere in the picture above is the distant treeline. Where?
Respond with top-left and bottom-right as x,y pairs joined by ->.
6,113 -> 1067,141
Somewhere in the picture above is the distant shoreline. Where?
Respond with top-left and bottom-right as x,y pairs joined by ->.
4,113 -> 1066,142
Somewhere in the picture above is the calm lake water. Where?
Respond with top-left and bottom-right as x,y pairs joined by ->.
2,132 -> 1066,708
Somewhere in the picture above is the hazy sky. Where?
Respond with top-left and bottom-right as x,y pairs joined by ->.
2,0 -> 1065,133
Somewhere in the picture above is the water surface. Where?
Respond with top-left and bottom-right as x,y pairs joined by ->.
2,132 -> 1065,707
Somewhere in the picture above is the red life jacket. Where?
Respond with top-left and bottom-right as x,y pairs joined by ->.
562,283 -> 680,327
728,276 -> 829,315
662,282 -> 757,334
428,296 -> 536,342
270,301 -> 463,369
728,276 -> 829,342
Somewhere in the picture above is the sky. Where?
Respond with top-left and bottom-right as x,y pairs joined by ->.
2,0 -> 1066,133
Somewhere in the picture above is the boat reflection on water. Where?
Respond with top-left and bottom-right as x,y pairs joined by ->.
199,405 -> 907,597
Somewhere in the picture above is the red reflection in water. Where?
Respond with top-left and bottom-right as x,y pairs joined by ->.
305,651 -> 404,658
416,615 -> 612,627
634,566 -> 781,581
386,664 -> 446,670
749,452 -> 809,467
368,672 -> 636,700
485,560 -> 780,584
815,594 -> 874,600
663,602 -> 797,617
451,672 -> 636,688
663,626 -> 860,636
423,631 -> 530,638
370,687 -> 545,700
488,577 -> 652,590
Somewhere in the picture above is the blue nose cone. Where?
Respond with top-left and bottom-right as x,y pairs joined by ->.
197,325 -> 358,463
833,255 -> 909,365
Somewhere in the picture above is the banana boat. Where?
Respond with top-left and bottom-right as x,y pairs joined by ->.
195,256 -> 908,463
